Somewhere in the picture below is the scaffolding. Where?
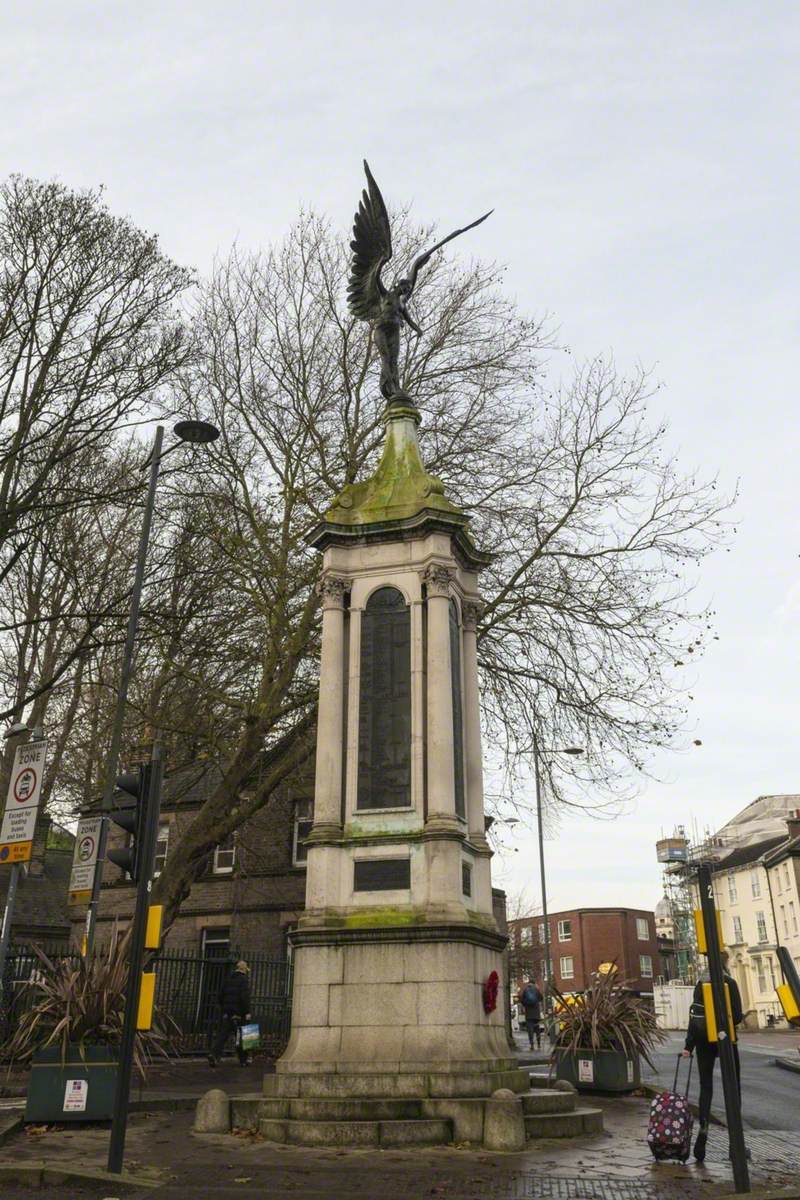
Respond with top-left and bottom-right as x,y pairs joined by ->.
656,826 -> 700,983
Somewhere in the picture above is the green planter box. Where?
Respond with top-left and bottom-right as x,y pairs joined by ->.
553,1046 -> 641,1093
25,1044 -> 118,1122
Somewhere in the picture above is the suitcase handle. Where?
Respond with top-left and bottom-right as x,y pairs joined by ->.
673,1051 -> 693,1095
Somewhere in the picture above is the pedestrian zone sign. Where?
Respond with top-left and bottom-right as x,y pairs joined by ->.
0,740 -> 48,865
68,816 -> 102,905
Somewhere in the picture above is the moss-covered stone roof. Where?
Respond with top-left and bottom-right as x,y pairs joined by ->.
325,396 -> 465,527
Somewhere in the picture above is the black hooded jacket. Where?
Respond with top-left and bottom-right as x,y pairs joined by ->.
218,968 -> 251,1017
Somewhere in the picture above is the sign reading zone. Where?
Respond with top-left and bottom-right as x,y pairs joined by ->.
0,740 -> 48,865
68,816 -> 102,904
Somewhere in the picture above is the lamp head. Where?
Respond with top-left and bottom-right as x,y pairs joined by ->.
3,722 -> 31,740
173,419 -> 220,445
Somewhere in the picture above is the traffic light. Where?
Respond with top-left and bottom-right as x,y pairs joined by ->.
107,767 -> 150,882
777,946 -> 800,1027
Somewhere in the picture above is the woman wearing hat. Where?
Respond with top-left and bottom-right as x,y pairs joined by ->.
208,960 -> 252,1067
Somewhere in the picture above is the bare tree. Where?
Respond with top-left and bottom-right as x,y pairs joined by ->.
0,175 -> 192,719
139,210 -> 728,934
0,445 -> 144,807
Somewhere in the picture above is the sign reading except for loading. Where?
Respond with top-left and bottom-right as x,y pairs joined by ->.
68,816 -> 103,904
0,741 -> 48,864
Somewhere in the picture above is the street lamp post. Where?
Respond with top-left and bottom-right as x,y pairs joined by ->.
532,736 -> 583,1034
83,419 -> 219,958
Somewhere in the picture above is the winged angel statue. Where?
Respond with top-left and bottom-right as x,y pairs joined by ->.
348,161 -> 492,401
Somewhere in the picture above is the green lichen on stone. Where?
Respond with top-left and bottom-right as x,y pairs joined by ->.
326,400 -> 464,527
342,906 -> 424,929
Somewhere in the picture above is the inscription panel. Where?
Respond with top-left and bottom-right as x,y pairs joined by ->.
449,598 -> 466,819
357,587 -> 412,809
353,858 -> 411,892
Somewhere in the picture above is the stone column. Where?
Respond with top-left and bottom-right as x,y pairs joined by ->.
424,564 -> 458,830
308,575 -> 347,841
462,599 -> 489,849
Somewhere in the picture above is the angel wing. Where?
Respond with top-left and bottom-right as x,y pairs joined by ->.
406,208 -> 493,293
347,161 -> 392,322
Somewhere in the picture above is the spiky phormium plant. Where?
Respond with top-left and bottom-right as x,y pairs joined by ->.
552,965 -> 666,1068
2,926 -> 177,1078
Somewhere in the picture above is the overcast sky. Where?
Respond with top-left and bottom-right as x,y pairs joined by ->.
5,2 -> 798,914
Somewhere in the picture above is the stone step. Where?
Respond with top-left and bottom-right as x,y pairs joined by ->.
264,1067 -> 531,1100
528,1072 -> 552,1089
521,1090 -> 575,1115
260,1097 -> 425,1121
524,1106 -> 604,1139
259,1117 -> 453,1148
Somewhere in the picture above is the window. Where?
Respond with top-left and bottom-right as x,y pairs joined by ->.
754,956 -> 767,993
461,861 -> 472,898
449,599 -> 466,820
751,870 -> 761,899
558,919 -> 572,942
153,825 -> 169,877
727,876 -> 738,904
201,927 -> 230,956
292,799 -> 313,866
756,911 -> 768,943
542,958 -> 553,981
784,864 -> 791,891
640,955 -> 653,978
521,925 -> 533,947
636,917 -> 650,940
213,833 -> 236,875
357,587 -> 411,809
790,901 -> 798,936
560,955 -> 574,979
732,915 -> 743,944
781,905 -> 789,937
538,923 -> 546,944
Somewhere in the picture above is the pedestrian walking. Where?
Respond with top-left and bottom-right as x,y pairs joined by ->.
208,960 -> 252,1067
517,979 -> 543,1050
682,951 -> 743,1163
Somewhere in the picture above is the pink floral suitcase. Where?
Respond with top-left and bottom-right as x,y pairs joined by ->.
647,1054 -> 694,1162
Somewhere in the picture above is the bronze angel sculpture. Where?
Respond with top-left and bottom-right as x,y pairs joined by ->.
348,161 -> 492,401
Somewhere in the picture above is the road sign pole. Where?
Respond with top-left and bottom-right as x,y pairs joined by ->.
697,862 -> 750,1193
0,863 -> 20,1010
107,746 -> 164,1175
85,425 -> 164,958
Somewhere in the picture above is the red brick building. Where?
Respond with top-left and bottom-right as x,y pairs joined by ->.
508,906 -> 662,997
74,759 -> 313,959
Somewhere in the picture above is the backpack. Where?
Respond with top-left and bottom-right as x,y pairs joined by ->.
522,985 -> 539,1008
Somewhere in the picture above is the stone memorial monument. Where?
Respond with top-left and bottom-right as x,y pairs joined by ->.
255,166 -> 602,1147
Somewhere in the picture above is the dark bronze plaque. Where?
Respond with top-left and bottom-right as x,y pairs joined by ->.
450,599 -> 466,819
357,587 -> 411,809
354,858 -> 411,892
462,861 -> 472,897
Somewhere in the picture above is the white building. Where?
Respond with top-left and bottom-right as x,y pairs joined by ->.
689,803 -> 800,1029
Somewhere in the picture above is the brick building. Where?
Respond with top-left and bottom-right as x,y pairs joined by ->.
508,906 -> 661,997
0,815 -> 73,944
77,759 -> 314,961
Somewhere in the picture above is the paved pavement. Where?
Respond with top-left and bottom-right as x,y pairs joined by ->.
641,1031 -> 800,1132
0,1039 -> 797,1198
2,1086 -> 799,1199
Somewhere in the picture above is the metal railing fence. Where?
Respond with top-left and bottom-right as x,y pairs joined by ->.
0,942 -> 293,1056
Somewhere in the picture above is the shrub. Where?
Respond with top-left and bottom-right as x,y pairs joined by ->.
552,965 -> 666,1067
2,926 -> 176,1078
